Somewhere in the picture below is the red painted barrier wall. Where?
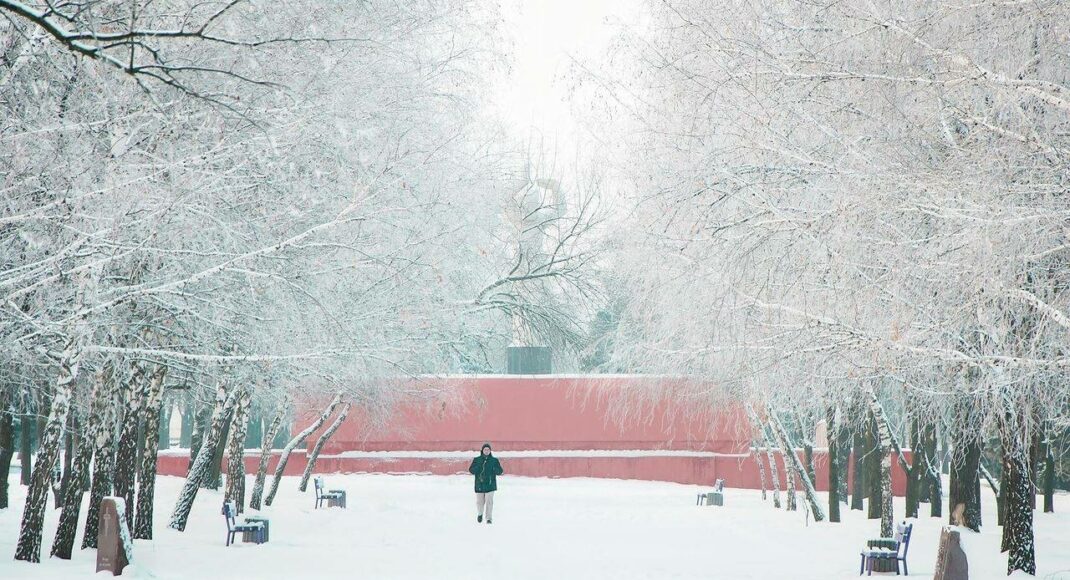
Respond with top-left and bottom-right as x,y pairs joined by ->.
293,375 -> 749,454
155,449 -> 910,495
157,375 -> 910,495
156,450 -> 310,478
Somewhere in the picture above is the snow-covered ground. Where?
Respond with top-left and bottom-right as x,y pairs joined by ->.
1,472 -> 1068,579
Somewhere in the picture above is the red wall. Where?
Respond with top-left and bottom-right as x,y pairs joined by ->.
157,375 -> 910,495
155,449 -> 910,495
293,375 -> 750,454
156,450 -> 309,478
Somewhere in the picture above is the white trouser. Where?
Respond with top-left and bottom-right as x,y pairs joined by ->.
476,492 -> 495,519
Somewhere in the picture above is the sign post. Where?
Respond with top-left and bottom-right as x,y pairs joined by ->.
96,497 -> 133,576
933,527 -> 968,580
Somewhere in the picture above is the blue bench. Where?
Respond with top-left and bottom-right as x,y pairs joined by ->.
222,500 -> 265,546
859,521 -> 912,575
696,478 -> 725,506
314,476 -> 347,509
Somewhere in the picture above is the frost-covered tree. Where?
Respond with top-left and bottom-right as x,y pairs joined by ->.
577,1 -> 1070,573
3,0 -> 603,560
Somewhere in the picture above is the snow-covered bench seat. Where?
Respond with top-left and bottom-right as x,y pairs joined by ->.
222,501 -> 265,546
696,478 -> 725,506
314,476 -> 347,509
859,521 -> 912,575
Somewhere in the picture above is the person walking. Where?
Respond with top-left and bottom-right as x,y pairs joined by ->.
469,442 -> 503,524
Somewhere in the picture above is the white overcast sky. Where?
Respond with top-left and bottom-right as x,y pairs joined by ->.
494,0 -> 645,144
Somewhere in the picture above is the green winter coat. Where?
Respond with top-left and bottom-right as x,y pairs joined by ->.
469,454 -> 503,493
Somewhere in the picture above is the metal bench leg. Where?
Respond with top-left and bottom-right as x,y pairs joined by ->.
859,555 -> 865,575
902,558 -> 907,576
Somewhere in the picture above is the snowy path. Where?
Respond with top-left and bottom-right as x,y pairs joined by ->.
1,473 -> 1068,579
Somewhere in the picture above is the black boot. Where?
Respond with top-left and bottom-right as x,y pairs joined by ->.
477,514 -> 483,523
486,518 -> 492,524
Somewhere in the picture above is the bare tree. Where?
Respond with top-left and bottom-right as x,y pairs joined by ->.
575,1 -> 1070,572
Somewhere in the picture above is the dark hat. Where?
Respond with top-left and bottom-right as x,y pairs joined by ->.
481,442 -> 492,452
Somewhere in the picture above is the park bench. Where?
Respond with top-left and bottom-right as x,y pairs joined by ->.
859,521 -> 912,576
314,476 -> 347,509
222,500 -> 266,546
696,478 -> 725,506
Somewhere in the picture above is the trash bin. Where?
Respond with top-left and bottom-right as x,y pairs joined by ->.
328,490 -> 347,508
243,516 -> 269,543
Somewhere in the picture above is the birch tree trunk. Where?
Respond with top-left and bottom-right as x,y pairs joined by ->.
48,461 -> 62,511
1000,405 -> 1036,575
915,430 -> 933,507
168,384 -> 234,532
188,403 -> 210,473
917,424 -> 933,506
905,418 -> 924,517
83,364 -> 119,549
249,407 -> 285,511
50,422 -> 95,558
851,428 -> 865,511
867,393 -> 895,538
754,447 -> 767,501
54,417 -> 74,509
765,446 -> 782,509
1029,431 -> 1041,512
784,448 -> 798,511
224,388 -> 252,513
907,416 -> 943,518
865,416 -> 882,520
264,392 -> 342,507
1004,448 -> 1036,575
0,393 -> 13,510
14,300 -> 90,562
112,365 -> 144,531
868,392 -> 926,527
769,412 -> 825,521
826,405 -> 841,523
298,402 -> 351,492
1042,434 -> 1055,513
835,422 -> 850,505
924,423 -> 943,518
744,405 -> 776,507
204,409 -> 232,490
51,365 -> 110,559
803,442 -> 816,488
949,396 -> 983,532
1001,459 -> 1012,532
929,456 -> 943,518
948,440 -> 982,531
133,366 -> 167,539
